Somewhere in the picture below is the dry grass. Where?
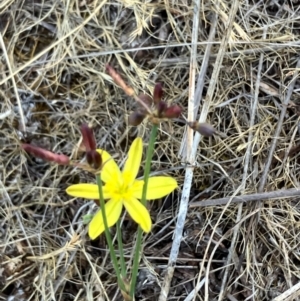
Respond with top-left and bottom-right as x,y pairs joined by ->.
1,0 -> 300,300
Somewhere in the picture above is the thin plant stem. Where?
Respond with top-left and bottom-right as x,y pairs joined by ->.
96,175 -> 125,291
130,125 -> 158,297
117,220 -> 126,278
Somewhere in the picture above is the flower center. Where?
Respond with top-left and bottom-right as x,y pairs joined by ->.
119,172 -> 133,196
106,171 -> 134,200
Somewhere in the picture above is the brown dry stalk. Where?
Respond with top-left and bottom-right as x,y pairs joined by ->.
189,188 -> 300,207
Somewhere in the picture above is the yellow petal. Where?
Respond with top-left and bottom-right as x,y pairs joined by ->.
66,184 -> 111,200
123,198 -> 152,232
88,198 -> 123,239
122,137 -> 143,185
132,177 -> 177,200
130,180 -> 144,195
97,149 -> 122,184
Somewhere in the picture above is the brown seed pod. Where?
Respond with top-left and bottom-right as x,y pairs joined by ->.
80,124 -> 96,151
156,101 -> 168,117
86,150 -> 102,170
188,122 -> 216,137
153,82 -> 163,104
128,110 -> 146,126
162,105 -> 182,118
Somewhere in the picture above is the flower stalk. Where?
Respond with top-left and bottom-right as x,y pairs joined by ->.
130,124 -> 158,297
96,175 -> 126,292
117,220 -> 126,278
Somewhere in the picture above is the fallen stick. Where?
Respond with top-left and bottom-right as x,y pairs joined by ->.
189,188 -> 300,207
272,281 -> 300,301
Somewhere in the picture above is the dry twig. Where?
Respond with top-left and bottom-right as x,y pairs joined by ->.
190,188 -> 300,207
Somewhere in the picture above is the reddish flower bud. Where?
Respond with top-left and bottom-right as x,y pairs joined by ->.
86,150 -> 102,169
153,83 -> 163,104
128,110 -> 146,126
80,124 -> 96,151
188,122 -> 216,136
162,105 -> 182,118
22,144 -> 70,165
156,101 -> 168,117
106,64 -> 135,96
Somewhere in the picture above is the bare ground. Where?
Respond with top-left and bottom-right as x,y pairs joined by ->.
1,0 -> 300,300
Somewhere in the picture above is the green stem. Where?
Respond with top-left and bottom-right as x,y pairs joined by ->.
96,175 -> 125,291
116,220 -> 126,278
130,125 -> 158,297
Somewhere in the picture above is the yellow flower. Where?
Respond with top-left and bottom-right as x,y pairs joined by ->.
66,137 -> 177,239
